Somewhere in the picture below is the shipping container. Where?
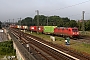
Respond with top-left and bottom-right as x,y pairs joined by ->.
37,26 -> 44,33
10,25 -> 17,28
43,26 -> 57,34
21,26 -> 28,30
17,25 -> 21,29
30,26 -> 43,33
21,26 -> 23,29
14,25 -> 17,29
30,26 -> 37,31
23,26 -> 28,29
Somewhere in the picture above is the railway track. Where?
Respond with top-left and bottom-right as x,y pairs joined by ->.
10,28 -> 90,60
72,35 -> 90,44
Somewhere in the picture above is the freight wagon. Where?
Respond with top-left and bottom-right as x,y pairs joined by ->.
21,26 -> 28,30
30,26 -> 57,34
30,26 -> 43,33
10,24 -> 17,29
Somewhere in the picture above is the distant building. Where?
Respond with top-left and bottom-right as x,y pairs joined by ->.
78,20 -> 89,22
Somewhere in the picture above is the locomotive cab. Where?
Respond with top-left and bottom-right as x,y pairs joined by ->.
70,28 -> 79,37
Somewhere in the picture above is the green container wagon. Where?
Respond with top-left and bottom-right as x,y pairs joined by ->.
43,26 -> 57,34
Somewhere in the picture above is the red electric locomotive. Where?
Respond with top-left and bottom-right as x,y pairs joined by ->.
54,27 -> 79,38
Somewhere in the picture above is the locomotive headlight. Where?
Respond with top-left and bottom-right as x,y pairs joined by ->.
77,32 -> 79,34
73,33 -> 75,34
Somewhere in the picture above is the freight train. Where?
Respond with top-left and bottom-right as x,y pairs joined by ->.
10,25 -> 79,38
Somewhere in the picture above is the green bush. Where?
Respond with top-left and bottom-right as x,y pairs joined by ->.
0,41 -> 15,55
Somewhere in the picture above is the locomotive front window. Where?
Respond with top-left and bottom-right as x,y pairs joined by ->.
69,29 -> 71,31
72,29 -> 78,32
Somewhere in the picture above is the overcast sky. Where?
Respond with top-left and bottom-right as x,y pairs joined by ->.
0,0 -> 90,22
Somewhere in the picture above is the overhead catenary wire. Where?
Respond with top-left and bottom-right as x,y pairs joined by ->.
67,12 -> 90,19
68,14 -> 81,17
17,0 -> 90,19
41,0 -> 90,13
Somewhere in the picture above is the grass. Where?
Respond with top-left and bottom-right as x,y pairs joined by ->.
0,55 -> 5,58
27,31 -> 64,42
26,31 -> 90,54
70,41 -> 90,53
80,31 -> 90,36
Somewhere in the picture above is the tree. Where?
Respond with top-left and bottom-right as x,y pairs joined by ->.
48,15 -> 62,26
22,17 -> 33,26
65,20 -> 77,27
85,20 -> 90,31
62,17 -> 70,22
77,21 -> 82,30
18,17 -> 33,26
61,17 -> 70,27
33,15 -> 47,26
